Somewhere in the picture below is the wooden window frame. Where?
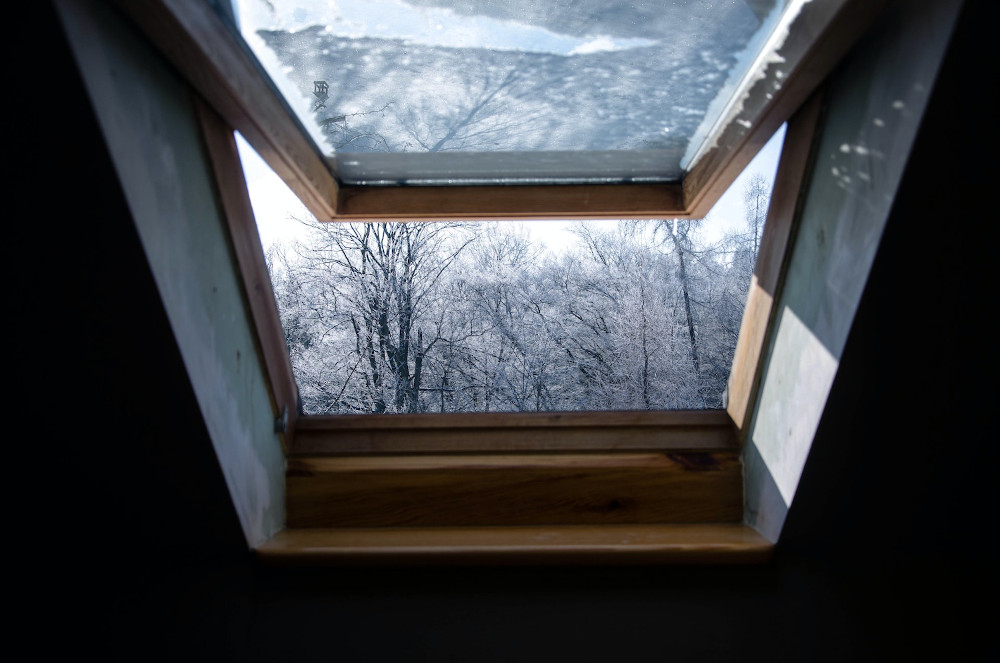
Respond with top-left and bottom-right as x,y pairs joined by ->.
106,0 -> 866,562
190,85 -> 827,565
197,85 -> 825,457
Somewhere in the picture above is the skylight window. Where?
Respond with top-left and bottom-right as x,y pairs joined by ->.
229,0 -> 793,186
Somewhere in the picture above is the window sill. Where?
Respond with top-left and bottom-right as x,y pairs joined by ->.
264,410 -> 758,565
255,523 -> 773,566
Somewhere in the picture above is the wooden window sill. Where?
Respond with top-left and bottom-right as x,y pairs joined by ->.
255,524 -> 773,566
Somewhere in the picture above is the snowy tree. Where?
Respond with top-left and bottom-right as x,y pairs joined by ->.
283,220 -> 474,413
547,222 -> 702,409
266,176 -> 772,414
743,173 -> 770,255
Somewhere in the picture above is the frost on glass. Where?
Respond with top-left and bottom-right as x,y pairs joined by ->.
229,0 -> 789,184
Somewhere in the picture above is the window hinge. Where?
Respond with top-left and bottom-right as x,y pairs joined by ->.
274,404 -> 289,434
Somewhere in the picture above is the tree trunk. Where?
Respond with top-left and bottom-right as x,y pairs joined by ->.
673,220 -> 700,375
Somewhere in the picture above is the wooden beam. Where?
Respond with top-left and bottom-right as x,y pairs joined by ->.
255,523 -> 773,565
286,452 -> 743,528
684,0 -> 889,218
291,409 -> 737,455
726,90 -> 825,436
195,98 -> 299,450
111,0 -> 339,221
336,182 -> 686,220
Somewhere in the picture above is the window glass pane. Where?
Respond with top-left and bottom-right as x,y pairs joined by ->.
228,0 -> 792,184
238,123 -> 785,414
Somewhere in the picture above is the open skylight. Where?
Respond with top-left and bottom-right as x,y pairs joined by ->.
118,0 -> 869,221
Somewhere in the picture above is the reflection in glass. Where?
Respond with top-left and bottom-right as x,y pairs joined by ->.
229,0 -> 791,184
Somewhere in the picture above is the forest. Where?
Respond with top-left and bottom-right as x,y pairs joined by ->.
265,175 -> 770,415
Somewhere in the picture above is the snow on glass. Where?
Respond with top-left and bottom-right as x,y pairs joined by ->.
229,0 -> 791,184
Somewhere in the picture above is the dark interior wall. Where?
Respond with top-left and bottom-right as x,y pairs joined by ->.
14,1 -> 995,661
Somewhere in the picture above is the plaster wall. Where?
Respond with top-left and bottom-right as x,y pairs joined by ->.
745,0 -> 963,540
54,0 -> 286,546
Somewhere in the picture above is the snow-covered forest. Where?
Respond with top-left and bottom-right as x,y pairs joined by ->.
265,175 -> 770,414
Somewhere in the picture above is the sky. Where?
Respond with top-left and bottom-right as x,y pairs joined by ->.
237,121 -> 786,255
